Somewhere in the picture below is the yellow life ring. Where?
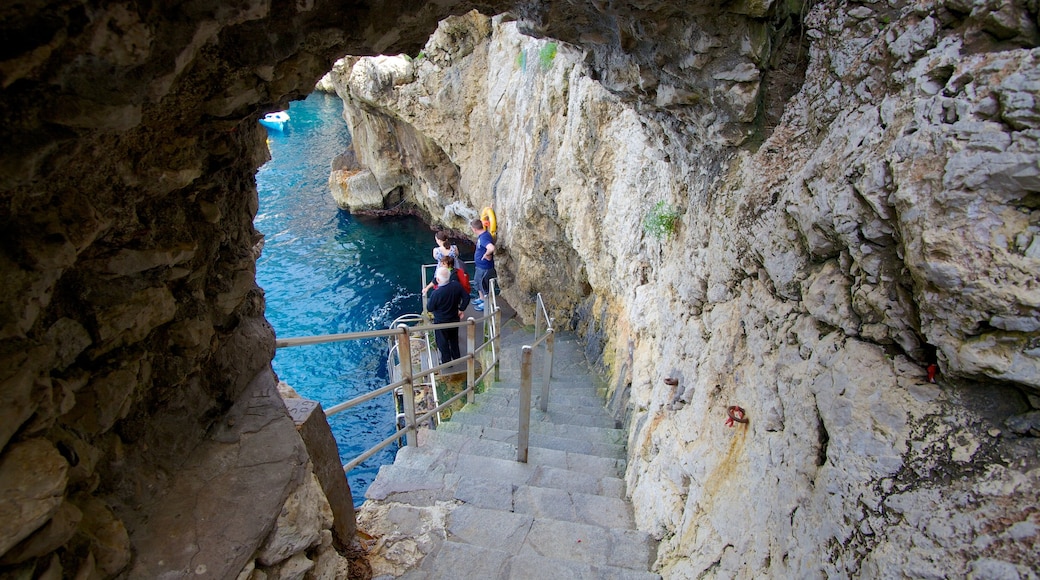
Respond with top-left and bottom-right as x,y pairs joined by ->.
480,206 -> 497,237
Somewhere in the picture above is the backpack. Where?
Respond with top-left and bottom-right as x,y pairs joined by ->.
455,267 -> 471,294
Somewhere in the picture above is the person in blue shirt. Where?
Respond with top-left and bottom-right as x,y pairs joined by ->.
470,218 -> 496,311
424,267 -> 470,364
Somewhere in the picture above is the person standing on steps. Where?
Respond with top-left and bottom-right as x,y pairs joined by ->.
432,231 -> 470,294
422,255 -> 470,296
424,267 -> 470,364
470,218 -> 496,311
433,231 -> 465,271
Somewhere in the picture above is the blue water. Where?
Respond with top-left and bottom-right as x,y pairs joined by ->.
255,92 -> 434,505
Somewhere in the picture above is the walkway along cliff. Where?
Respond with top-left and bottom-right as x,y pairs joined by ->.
329,6 -> 1040,578
0,0 -> 1038,577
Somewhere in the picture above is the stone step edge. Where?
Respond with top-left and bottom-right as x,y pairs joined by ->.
470,390 -> 607,413
411,429 -> 628,478
368,462 -> 629,509
366,465 -> 640,534
434,422 -> 627,460
419,538 -> 662,578
436,416 -> 624,450
473,395 -> 612,416
448,406 -> 619,430
427,424 -> 627,466
438,411 -> 626,440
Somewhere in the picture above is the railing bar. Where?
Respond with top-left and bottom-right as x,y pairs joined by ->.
415,353 -> 476,379
525,331 -> 552,349
343,429 -> 408,473
325,342 -> 499,418
466,319 -> 476,405
471,340 -> 495,355
475,362 -> 496,385
416,388 -> 473,425
490,279 -> 501,382
324,379 -> 410,417
539,329 -> 554,412
277,328 -> 401,347
285,275 -> 523,475
277,309 -> 499,350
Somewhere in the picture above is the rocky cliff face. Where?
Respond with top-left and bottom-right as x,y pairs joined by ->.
332,3 -> 1040,577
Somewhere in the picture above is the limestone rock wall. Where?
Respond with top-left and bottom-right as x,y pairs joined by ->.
0,0 -> 515,577
333,2 -> 1040,577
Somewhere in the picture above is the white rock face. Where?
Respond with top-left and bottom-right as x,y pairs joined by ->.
334,5 -> 1040,577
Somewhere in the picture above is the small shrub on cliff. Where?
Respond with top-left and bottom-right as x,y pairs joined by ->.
539,42 -> 558,70
643,201 -> 680,239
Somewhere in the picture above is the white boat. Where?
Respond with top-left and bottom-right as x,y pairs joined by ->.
259,110 -> 289,131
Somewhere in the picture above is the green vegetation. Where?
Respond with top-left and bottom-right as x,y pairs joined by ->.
516,49 -> 527,71
643,201 -> 681,239
416,50 -> 426,60
539,42 -> 558,70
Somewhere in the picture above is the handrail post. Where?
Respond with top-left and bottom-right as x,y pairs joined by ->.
493,283 -> 502,382
466,318 -> 476,404
518,346 -> 533,463
421,267 -> 429,314
535,300 -> 541,345
547,317 -> 555,382
539,329 -> 554,412
397,325 -> 418,448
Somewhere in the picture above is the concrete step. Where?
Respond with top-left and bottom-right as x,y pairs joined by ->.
497,349 -> 590,369
439,409 -> 626,443
513,483 -> 636,529
476,388 -> 607,410
416,429 -> 626,480
464,397 -> 615,423
499,359 -> 599,378
452,504 -> 657,572
436,421 -> 626,460
404,505 -> 660,579
491,381 -> 611,402
474,383 -> 611,411
373,443 -> 627,498
494,373 -> 603,388
443,426 -> 619,461
461,405 -> 615,432
451,401 -> 618,429
365,461 -> 635,533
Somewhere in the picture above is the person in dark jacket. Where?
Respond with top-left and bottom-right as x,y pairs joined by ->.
424,267 -> 470,364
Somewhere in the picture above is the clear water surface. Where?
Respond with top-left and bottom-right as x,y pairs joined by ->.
255,92 -> 434,504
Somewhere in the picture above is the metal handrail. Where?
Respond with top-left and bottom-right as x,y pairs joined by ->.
517,292 -> 555,462
386,313 -> 442,427
276,282 -> 501,473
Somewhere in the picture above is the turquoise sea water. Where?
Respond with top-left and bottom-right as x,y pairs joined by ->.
255,92 -> 434,504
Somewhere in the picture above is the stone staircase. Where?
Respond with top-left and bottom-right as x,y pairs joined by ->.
360,320 -> 660,579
